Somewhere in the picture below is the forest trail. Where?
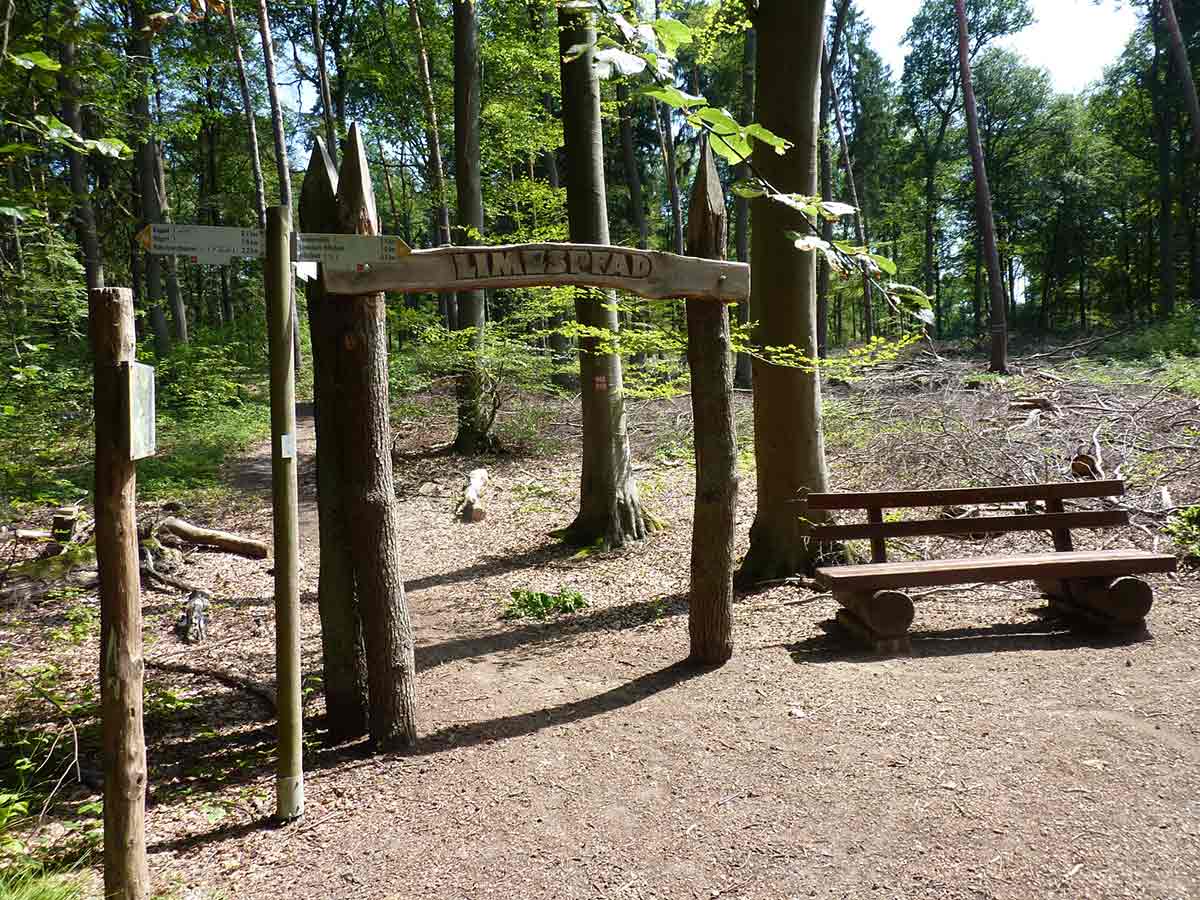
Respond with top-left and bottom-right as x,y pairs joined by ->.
156,384 -> 1200,900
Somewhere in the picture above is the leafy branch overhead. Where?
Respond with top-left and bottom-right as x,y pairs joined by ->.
579,0 -> 933,326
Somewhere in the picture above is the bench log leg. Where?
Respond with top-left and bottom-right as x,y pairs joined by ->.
834,590 -> 914,653
1041,576 -> 1153,630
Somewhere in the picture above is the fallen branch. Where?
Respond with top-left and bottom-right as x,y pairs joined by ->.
154,517 -> 268,559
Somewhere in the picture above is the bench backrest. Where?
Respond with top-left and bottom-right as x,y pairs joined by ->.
804,480 -> 1128,563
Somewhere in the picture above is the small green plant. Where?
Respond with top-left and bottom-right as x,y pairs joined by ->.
0,867 -> 84,900
48,601 -> 96,646
1165,506 -> 1200,561
500,587 -> 589,620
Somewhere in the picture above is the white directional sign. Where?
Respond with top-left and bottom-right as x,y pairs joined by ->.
291,233 -> 411,270
137,224 -> 263,265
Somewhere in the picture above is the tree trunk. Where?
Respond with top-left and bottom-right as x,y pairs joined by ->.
255,0 -> 302,370
300,139 -> 368,739
225,0 -> 268,231
924,168 -> 939,338
333,125 -> 417,749
1162,0 -> 1200,153
153,117 -> 186,343
955,0 -> 1008,373
60,3 -> 103,291
826,54 -> 874,340
1152,13 -> 1177,318
312,0 -> 339,165
91,287 -> 149,900
685,140 -> 737,666
734,26 -> 755,389
558,4 -> 648,549
407,0 -> 456,327
736,0 -> 831,584
816,0 -> 850,357
453,0 -> 489,452
617,82 -> 648,249
130,2 -> 169,355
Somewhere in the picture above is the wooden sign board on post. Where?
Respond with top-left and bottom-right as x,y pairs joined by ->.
314,241 -> 750,303
121,361 -> 156,461
136,223 -> 263,265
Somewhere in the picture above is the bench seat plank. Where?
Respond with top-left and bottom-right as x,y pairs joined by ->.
816,549 -> 1177,591
811,510 -> 1127,542
806,480 -> 1125,510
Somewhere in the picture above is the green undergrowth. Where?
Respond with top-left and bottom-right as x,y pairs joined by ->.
501,587 -> 589,620
0,867 -> 85,900
1166,506 -> 1200,561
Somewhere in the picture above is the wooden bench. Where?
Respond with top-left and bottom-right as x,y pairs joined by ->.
807,480 -> 1178,652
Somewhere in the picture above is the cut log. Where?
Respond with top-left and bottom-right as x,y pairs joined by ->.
457,468 -> 489,523
154,518 -> 268,559
1063,575 -> 1153,626
52,508 -> 80,544
834,609 -> 911,655
834,589 -> 915,637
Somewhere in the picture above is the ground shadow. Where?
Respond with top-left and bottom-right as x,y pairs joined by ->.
786,611 -> 1152,663
404,540 -> 590,594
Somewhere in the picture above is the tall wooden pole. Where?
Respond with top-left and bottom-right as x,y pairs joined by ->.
266,206 -> 304,820
685,140 -> 737,665
92,286 -> 149,900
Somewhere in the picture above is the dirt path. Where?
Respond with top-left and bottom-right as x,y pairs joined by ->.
120,391 -> 1199,900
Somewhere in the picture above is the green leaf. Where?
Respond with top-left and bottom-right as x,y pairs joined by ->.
820,201 -> 857,218
640,85 -> 705,110
8,51 -> 61,72
731,180 -> 767,199
869,253 -> 898,277
34,114 -> 79,144
744,123 -> 792,154
0,142 -> 38,158
690,106 -> 740,135
594,48 -> 647,78
0,205 -> 35,221
84,137 -> 132,159
772,194 -> 820,217
653,18 -> 692,57
787,232 -> 830,253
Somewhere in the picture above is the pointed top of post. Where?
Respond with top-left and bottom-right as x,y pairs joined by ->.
299,136 -> 340,234
336,123 -> 379,237
686,137 -> 727,261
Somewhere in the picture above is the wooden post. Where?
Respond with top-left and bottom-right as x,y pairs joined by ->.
91,286 -> 149,900
684,139 -> 737,665
266,205 -> 304,820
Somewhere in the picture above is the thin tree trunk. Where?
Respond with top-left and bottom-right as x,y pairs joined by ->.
955,0 -> 1008,372
558,3 -> 647,549
826,55 -> 873,340
617,82 -> 648,249
313,0 -> 339,165
816,0 -> 850,356
225,0 -> 267,231
407,0 -> 456,327
737,0 -> 830,584
453,0 -> 489,452
130,1 -> 169,355
1151,12 -> 1177,318
734,26 -> 755,388
255,0 -> 302,369
60,2 -> 103,291
1162,0 -> 1200,152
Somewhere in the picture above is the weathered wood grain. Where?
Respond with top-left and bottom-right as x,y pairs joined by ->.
321,241 -> 749,303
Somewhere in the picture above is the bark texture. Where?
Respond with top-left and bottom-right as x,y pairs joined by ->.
955,0 -> 1008,373
685,141 -> 737,666
557,3 -> 648,550
453,0 -> 489,452
736,0 -> 831,585
91,287 -> 149,900
300,138 -> 368,739
333,125 -> 418,749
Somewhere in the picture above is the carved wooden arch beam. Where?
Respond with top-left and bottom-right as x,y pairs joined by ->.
319,241 -> 750,303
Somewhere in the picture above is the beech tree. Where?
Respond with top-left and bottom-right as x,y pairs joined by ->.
557,1 -> 649,549
736,0 -> 831,583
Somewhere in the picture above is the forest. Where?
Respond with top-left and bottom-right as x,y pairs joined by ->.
1,0 -> 1199,897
